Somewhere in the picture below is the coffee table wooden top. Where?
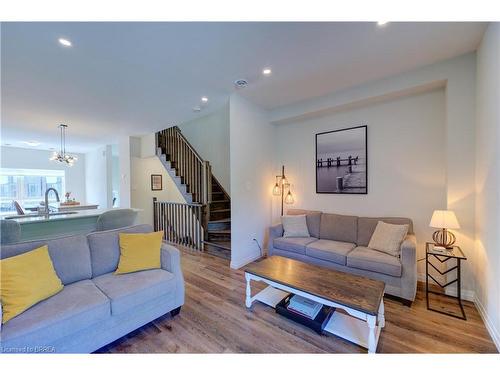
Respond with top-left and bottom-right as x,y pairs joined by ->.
245,256 -> 385,315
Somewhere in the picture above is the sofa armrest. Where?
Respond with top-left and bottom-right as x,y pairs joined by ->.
400,234 -> 416,260
161,242 -> 182,274
268,223 -> 284,255
270,223 -> 283,238
160,242 -> 185,307
399,234 -> 417,301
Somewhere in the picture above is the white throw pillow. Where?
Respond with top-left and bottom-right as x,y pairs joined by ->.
368,221 -> 409,257
282,215 -> 310,238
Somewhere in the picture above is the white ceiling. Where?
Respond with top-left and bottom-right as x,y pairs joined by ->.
1,22 -> 487,152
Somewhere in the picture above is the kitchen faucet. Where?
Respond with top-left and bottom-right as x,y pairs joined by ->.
43,188 -> 60,215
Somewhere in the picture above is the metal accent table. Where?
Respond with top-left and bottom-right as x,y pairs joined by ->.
425,242 -> 467,320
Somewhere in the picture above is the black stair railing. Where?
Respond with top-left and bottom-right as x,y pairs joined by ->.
153,198 -> 204,250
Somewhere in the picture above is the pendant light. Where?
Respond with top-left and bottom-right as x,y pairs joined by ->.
49,124 -> 77,166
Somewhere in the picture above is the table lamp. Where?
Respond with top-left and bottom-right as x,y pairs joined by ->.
429,210 -> 460,249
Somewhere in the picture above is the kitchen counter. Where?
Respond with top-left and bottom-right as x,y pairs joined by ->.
3,208 -> 142,241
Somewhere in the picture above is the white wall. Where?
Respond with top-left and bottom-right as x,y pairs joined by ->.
85,145 -> 113,209
229,94 -> 274,268
474,23 -> 500,349
274,90 -> 447,278
131,156 -> 186,226
178,103 -> 230,193
0,146 -> 86,202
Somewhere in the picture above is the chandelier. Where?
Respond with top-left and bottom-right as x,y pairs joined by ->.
50,124 -> 77,166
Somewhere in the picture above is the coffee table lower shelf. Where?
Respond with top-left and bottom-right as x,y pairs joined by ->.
246,282 -> 384,354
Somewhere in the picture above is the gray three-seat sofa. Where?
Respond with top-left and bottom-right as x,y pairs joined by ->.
269,209 -> 417,304
0,224 -> 184,353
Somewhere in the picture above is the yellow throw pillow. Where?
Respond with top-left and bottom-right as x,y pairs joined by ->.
116,231 -> 163,274
0,245 -> 63,324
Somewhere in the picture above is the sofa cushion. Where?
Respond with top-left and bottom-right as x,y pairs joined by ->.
282,215 -> 310,237
305,239 -> 356,265
347,246 -> 402,277
273,237 -> 317,255
0,234 -> 92,285
368,221 -> 409,257
357,217 -> 413,247
319,213 -> 358,243
0,279 -> 110,346
1,245 -> 64,323
116,231 -> 163,274
87,224 -> 154,277
287,209 -> 322,238
92,269 -> 175,315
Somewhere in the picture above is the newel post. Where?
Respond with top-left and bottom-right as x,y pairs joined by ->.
201,161 -> 212,239
153,197 -> 158,231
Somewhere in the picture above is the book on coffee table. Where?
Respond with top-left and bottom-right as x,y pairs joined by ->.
287,295 -> 323,320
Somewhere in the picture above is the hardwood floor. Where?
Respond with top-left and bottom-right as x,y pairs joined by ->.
97,248 -> 498,354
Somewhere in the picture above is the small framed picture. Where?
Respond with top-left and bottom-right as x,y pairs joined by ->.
151,174 -> 163,191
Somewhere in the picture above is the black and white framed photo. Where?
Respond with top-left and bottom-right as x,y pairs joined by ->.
316,125 -> 367,194
151,174 -> 163,191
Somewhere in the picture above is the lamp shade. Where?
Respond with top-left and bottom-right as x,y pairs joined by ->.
272,183 -> 281,196
429,210 -> 460,229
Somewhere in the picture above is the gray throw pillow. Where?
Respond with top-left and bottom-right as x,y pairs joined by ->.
282,215 -> 310,238
368,221 -> 409,257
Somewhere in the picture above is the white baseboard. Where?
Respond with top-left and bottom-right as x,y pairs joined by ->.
230,252 -> 262,269
417,273 -> 475,301
474,295 -> 500,351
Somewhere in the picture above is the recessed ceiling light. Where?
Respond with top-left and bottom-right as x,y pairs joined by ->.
193,106 -> 201,112
201,96 -> 208,103
23,141 -> 41,146
262,68 -> 272,76
377,21 -> 389,26
58,38 -> 72,47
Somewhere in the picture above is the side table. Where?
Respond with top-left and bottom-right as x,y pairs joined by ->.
425,242 -> 467,320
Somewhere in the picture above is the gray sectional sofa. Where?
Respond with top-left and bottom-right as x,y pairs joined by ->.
269,209 -> 417,304
0,224 -> 184,353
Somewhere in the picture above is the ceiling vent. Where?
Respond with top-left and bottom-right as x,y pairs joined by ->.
234,79 -> 248,88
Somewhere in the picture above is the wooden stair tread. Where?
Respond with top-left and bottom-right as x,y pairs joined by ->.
210,208 -> 230,213
203,245 -> 231,260
207,229 -> 231,234
204,240 -> 231,251
209,218 -> 231,223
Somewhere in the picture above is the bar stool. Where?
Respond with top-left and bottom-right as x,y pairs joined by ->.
95,209 -> 138,231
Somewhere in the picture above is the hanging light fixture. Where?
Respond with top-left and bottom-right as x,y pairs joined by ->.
50,124 -> 77,166
272,176 -> 281,196
284,187 -> 294,205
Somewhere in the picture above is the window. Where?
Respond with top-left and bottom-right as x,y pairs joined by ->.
0,168 -> 65,214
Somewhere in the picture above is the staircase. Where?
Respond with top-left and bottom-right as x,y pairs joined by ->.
155,126 -> 231,259
205,179 -> 231,259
